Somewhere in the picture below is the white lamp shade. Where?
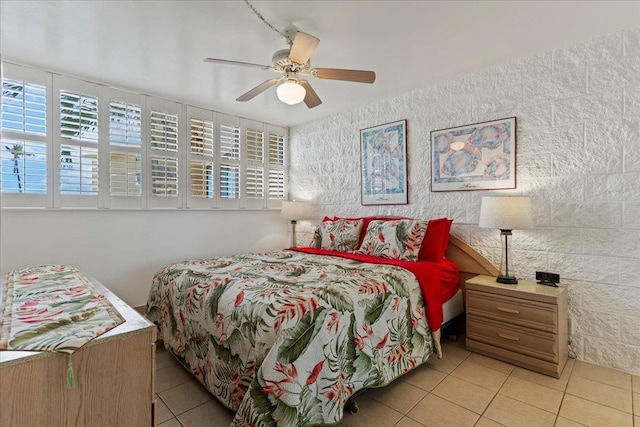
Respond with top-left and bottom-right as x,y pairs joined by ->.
281,201 -> 310,221
276,81 -> 306,105
478,196 -> 533,230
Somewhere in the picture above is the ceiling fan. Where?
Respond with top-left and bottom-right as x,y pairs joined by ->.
204,31 -> 376,108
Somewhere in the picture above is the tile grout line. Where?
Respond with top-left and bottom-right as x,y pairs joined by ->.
552,363 -> 574,427
473,363 -> 511,426
379,353 -> 464,427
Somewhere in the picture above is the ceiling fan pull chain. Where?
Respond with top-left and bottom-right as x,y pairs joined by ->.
243,0 -> 291,44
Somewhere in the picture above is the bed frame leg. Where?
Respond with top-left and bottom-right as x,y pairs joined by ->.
346,398 -> 359,414
444,316 -> 461,342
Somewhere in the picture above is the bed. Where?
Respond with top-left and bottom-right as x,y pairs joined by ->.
145,218 -> 498,426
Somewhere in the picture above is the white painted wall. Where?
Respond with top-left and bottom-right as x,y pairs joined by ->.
0,210 -> 288,307
289,28 -> 640,375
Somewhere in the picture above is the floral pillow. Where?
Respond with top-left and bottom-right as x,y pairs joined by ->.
309,219 -> 364,251
355,219 -> 428,261
309,227 -> 322,248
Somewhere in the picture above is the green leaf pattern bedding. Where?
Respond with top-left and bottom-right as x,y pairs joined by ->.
146,250 -> 434,426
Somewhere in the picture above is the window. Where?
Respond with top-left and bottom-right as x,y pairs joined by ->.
108,97 -> 142,200
1,68 -> 49,206
150,156 -> 178,196
245,166 -> 264,199
267,127 -> 286,206
245,127 -> 264,201
189,115 -> 214,199
148,97 -> 181,208
54,77 -> 101,207
1,77 -> 47,194
1,139 -> 47,194
1,62 -> 287,210
218,116 -> 241,207
2,80 -> 46,135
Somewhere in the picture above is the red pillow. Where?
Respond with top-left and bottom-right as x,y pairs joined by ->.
419,218 -> 453,261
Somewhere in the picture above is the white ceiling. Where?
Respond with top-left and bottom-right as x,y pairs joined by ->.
1,1 -> 639,127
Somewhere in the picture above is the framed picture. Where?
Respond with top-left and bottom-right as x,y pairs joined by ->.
431,117 -> 516,192
360,119 -> 408,205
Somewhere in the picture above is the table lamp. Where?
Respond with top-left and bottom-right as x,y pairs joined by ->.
478,196 -> 533,284
281,201 -> 310,247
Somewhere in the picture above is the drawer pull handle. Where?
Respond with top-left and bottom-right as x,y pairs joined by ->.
497,332 -> 520,341
496,306 -> 520,314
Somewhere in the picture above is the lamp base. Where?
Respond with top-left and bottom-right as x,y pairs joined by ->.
496,275 -> 518,285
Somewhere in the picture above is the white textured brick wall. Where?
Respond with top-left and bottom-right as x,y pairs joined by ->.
288,28 -> 640,375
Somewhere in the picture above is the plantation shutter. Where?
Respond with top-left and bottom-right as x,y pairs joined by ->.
245,126 -> 264,205
2,80 -> 46,135
107,89 -> 144,208
245,166 -> 264,199
187,106 -> 216,208
53,75 -> 100,207
218,114 -> 240,208
0,64 -> 51,207
2,63 -> 288,210
246,129 -> 263,163
59,91 -> 99,195
266,125 -> 286,208
147,97 -> 181,208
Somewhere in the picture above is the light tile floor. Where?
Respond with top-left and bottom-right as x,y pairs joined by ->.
155,337 -> 640,427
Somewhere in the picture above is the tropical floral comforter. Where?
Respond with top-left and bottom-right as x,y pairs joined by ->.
146,250 -> 437,426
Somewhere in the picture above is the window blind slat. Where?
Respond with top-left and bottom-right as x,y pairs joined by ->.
109,152 -> 141,196
150,111 -> 178,152
59,145 -> 99,195
268,133 -> 285,165
268,169 -> 285,199
109,101 -> 142,146
0,140 -> 47,194
220,163 -> 239,199
2,79 -> 47,135
245,166 -> 264,199
151,156 -> 178,197
220,124 -> 240,160
190,160 -> 214,198
190,118 -> 214,157
59,90 -> 99,142
246,128 -> 263,163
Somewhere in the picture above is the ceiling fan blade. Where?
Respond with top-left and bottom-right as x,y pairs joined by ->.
289,31 -> 320,64
299,80 -> 322,109
204,58 -> 271,70
311,68 -> 376,84
236,78 -> 281,102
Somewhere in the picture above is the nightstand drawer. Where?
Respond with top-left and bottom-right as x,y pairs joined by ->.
467,289 -> 557,332
467,314 -> 558,363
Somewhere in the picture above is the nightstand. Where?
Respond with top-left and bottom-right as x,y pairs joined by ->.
465,275 -> 568,378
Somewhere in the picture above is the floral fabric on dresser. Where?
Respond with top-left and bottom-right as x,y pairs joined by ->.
0,265 -> 124,354
356,219 -> 428,261
145,250 -> 434,427
310,219 -> 364,251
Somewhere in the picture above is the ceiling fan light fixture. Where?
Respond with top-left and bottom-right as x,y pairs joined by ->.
277,80 -> 306,105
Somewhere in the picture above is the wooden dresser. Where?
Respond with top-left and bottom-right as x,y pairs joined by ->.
465,275 -> 568,378
0,277 -> 157,427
